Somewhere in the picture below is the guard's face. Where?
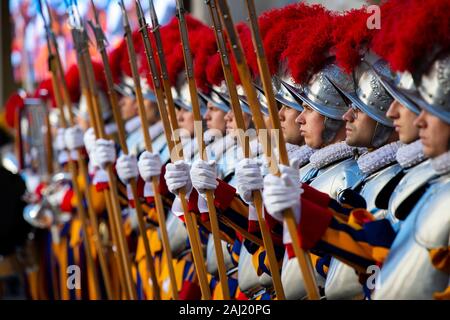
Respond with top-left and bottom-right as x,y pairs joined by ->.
176,107 -> 195,137
204,102 -> 227,134
342,105 -> 378,147
297,104 -> 325,149
144,100 -> 160,126
386,100 -> 419,144
414,110 -> 450,158
224,110 -> 251,136
119,95 -> 138,121
279,105 -> 303,145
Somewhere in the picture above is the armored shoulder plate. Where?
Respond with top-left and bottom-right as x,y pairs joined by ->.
324,258 -> 363,300
414,175 -> 450,249
238,245 -> 263,297
324,164 -> 401,300
160,211 -> 189,258
360,163 -> 403,213
309,158 -> 364,199
206,235 -> 236,276
217,142 -> 240,180
126,129 -> 143,156
281,251 -> 325,300
373,175 -> 450,299
387,160 -> 437,223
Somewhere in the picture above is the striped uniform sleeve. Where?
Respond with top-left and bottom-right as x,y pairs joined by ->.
298,197 -> 396,273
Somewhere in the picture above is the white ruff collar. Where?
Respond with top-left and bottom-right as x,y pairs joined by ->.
396,140 -> 427,169
309,142 -> 357,170
125,116 -> 141,134
357,141 -> 403,175
431,150 -> 450,175
285,143 -> 316,168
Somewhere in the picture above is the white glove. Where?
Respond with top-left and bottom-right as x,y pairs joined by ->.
138,151 -> 162,182
64,126 -> 84,151
236,158 -> 263,204
190,159 -> 218,195
93,139 -> 116,169
262,173 -> 302,221
83,127 -> 96,155
54,128 -> 66,151
115,154 -> 138,183
278,158 -> 301,187
164,160 -> 192,196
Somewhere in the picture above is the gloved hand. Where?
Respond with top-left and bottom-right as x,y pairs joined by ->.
278,158 -> 302,187
54,128 -> 66,151
190,159 -> 218,196
164,160 -> 192,196
115,154 -> 138,183
64,126 -> 84,151
262,173 -> 302,222
83,127 -> 96,155
92,139 -> 116,169
235,158 -> 263,204
138,151 -> 162,182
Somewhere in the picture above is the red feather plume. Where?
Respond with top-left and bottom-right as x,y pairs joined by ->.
260,3 -> 328,75
282,9 -> 336,84
372,0 -> 450,73
4,92 -> 25,129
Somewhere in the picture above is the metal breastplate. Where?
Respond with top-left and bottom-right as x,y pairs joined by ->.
281,251 -> 326,300
126,128 -> 167,157
373,175 -> 450,299
360,164 -> 403,214
160,211 -> 189,259
216,142 -> 240,180
206,235 -> 236,277
309,158 -> 364,199
126,128 -> 143,156
386,160 -> 437,227
238,245 -> 264,297
325,163 -> 403,300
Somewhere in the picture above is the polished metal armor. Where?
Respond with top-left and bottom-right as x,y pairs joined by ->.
281,251 -> 326,300
373,174 -> 450,299
238,245 -> 264,298
307,158 -> 364,200
325,163 -> 403,300
206,235 -> 237,277
282,156 -> 362,299
386,160 -> 437,227
161,211 -> 189,258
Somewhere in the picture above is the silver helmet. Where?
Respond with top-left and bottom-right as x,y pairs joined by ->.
287,64 -> 354,120
330,59 -> 395,148
282,64 -> 354,144
172,79 -> 207,116
213,84 -> 260,116
333,60 -> 395,127
406,53 -> 450,125
198,83 -> 231,114
372,69 -> 421,115
114,75 -> 157,103
271,74 -> 304,112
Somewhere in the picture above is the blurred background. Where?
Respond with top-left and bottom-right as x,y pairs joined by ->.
0,0 -> 377,116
